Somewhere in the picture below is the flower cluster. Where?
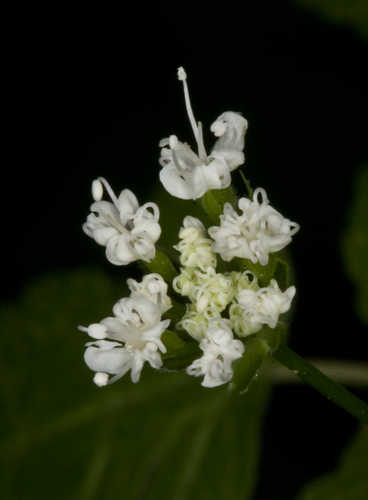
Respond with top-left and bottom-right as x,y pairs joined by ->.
78,67 -> 299,389
173,216 -> 295,386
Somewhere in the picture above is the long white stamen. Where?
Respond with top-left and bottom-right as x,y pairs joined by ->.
97,177 -> 120,208
177,67 -> 201,149
102,211 -> 128,234
196,122 -> 207,162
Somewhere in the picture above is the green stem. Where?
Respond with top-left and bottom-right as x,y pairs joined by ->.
270,359 -> 368,387
273,344 -> 368,424
199,186 -> 237,225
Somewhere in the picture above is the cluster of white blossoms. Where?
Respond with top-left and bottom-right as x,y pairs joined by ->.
173,216 -> 296,387
79,67 -> 299,389
79,274 -> 172,385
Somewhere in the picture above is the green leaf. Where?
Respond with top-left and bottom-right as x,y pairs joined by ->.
342,165 -> 368,325
231,336 -> 270,393
0,268 -> 270,500
161,330 -> 200,370
296,427 -> 368,500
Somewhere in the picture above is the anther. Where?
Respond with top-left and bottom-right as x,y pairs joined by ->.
92,179 -> 104,201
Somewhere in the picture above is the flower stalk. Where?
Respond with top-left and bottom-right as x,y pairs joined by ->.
139,248 -> 178,285
273,344 -> 368,424
199,186 -> 238,225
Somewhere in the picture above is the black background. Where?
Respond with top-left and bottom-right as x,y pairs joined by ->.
5,2 -> 368,498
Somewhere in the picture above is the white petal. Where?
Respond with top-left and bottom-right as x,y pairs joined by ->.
142,319 -> 170,353
201,157 -> 231,190
90,200 -> 120,220
159,163 -> 200,200
100,317 -> 126,340
130,354 -> 145,383
132,219 -> 161,242
84,342 -> 131,375
132,237 -> 156,262
210,112 -> 248,171
106,234 -> 136,265
117,189 -> 139,221
93,226 -> 119,246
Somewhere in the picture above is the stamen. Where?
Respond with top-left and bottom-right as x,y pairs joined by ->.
92,179 -> 103,201
171,148 -> 187,173
177,67 -> 202,152
102,210 -> 128,234
197,122 -> 208,162
97,177 -> 120,208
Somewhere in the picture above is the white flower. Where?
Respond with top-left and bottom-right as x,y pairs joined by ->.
127,273 -> 172,314
209,188 -> 299,265
172,267 -> 197,299
176,305 -> 213,341
79,295 -> 170,385
186,320 -> 244,387
174,216 -> 216,270
230,279 -> 295,337
159,67 -> 248,200
230,270 -> 258,295
83,177 -> 161,265
174,266 -> 234,315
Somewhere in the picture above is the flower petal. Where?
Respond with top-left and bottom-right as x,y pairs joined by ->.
117,189 -> 139,223
159,163 -> 201,200
84,341 -> 131,375
210,112 -> 248,171
106,234 -> 136,265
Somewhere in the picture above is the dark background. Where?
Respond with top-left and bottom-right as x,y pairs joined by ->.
5,2 -> 367,498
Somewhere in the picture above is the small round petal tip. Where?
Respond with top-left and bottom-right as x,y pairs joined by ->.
177,67 -> 186,81
93,372 -> 109,387
211,120 -> 227,137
